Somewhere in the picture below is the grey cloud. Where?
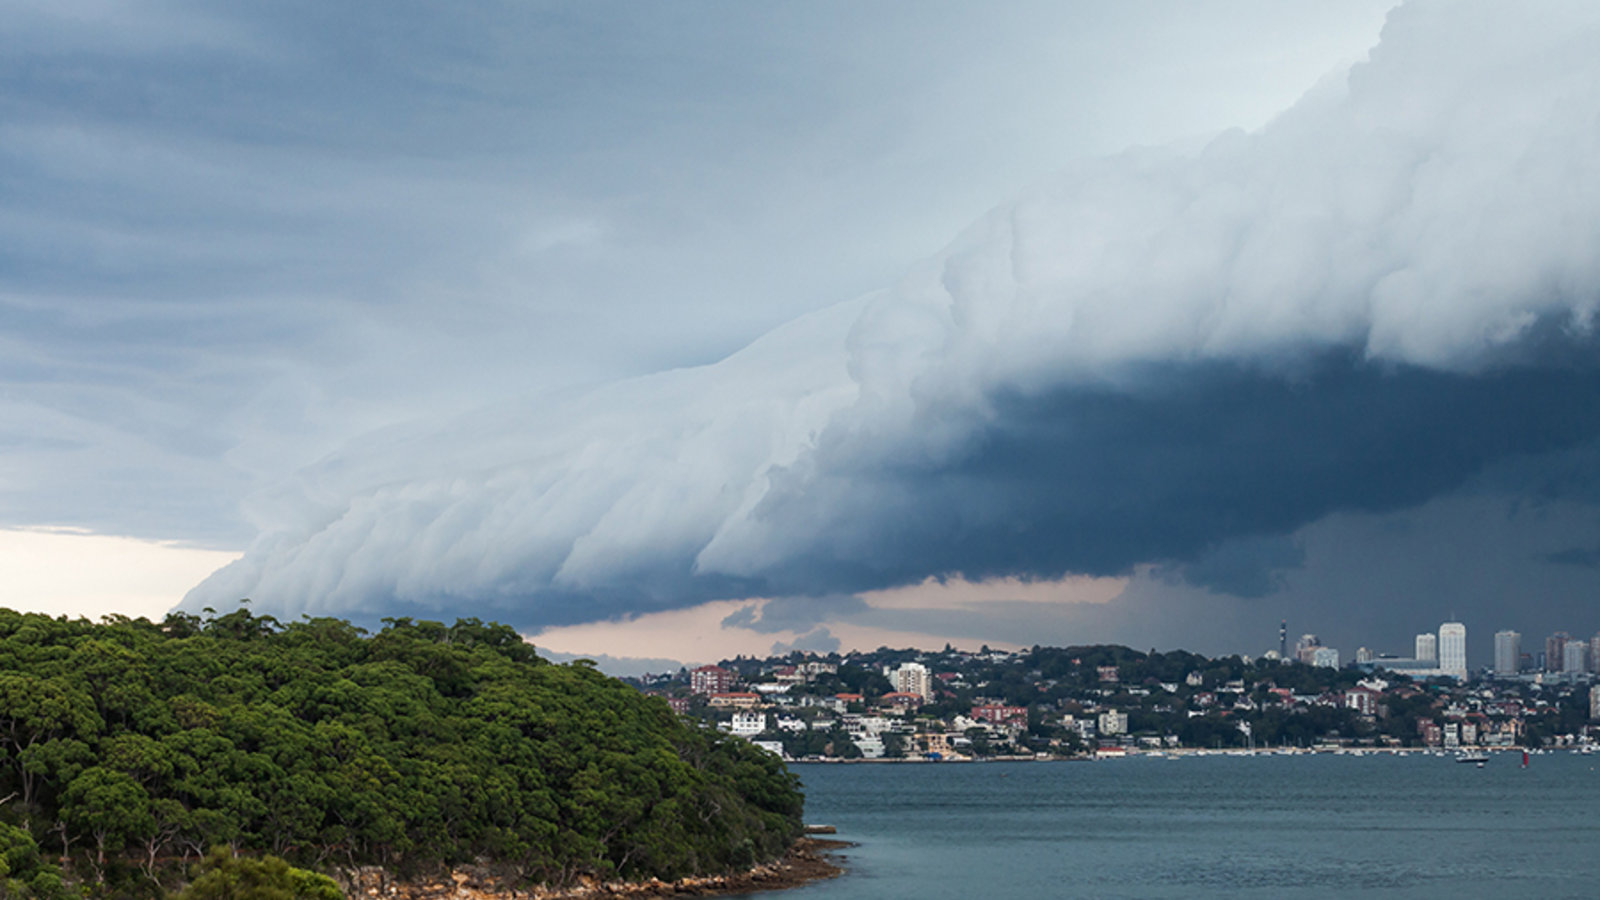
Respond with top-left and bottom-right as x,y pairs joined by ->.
770,628 -> 842,656
811,492 -> 1600,664
737,350 -> 1600,597
534,649 -> 688,679
1544,547 -> 1600,569
183,2 -> 1600,631
718,605 -> 759,631
720,595 -> 870,635
3,1 -> 1398,550
1161,535 -> 1306,600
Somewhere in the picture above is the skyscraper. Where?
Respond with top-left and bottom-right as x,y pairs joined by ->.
1494,630 -> 1521,676
1563,640 -> 1589,675
892,662 -> 932,700
1547,632 -> 1570,672
1438,622 -> 1466,679
1415,633 -> 1438,663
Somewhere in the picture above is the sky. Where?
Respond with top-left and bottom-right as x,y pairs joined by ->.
7,1 -> 1600,675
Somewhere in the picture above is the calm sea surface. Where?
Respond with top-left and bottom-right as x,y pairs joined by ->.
785,753 -> 1600,899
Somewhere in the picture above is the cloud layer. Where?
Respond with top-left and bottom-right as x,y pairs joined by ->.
187,1 -> 1600,632
5,2 -> 1390,549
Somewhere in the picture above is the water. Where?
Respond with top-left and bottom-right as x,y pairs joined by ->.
785,753 -> 1600,899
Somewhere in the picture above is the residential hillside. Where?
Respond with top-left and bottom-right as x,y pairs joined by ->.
0,609 -> 803,898
632,645 -> 1597,759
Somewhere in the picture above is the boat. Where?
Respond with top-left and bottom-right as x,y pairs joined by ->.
1455,751 -> 1490,764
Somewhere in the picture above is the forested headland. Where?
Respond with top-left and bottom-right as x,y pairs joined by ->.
0,608 -> 804,898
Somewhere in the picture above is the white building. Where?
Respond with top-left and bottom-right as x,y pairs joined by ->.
752,740 -> 787,758
799,660 -> 838,679
1438,622 -> 1467,679
1564,639 -> 1589,675
729,711 -> 766,737
1098,709 -> 1128,736
1312,647 -> 1340,669
1062,715 -> 1096,741
1415,633 -> 1438,663
852,734 -> 885,758
1494,630 -> 1521,675
1442,721 -> 1461,749
855,715 -> 890,736
892,662 -> 933,700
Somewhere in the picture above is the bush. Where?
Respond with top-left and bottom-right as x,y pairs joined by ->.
177,848 -> 341,900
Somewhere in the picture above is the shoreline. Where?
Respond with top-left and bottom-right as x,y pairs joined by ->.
786,746 -> 1543,763
512,836 -> 850,899
341,837 -> 850,900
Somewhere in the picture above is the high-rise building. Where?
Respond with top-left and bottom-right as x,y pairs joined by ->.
1295,634 -> 1322,666
892,662 -> 932,700
1494,630 -> 1521,676
1438,622 -> 1466,679
1415,633 -> 1438,663
1590,634 -> 1600,675
690,664 -> 736,695
1098,709 -> 1128,735
1356,647 -> 1374,664
1546,632 -> 1570,672
1564,640 -> 1589,675
1312,647 -> 1340,669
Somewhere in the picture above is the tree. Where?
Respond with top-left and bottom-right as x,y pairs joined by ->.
0,611 -> 805,893
177,848 -> 342,900
63,767 -> 152,879
0,821 -> 80,900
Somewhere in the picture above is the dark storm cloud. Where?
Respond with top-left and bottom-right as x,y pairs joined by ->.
1161,536 -> 1305,600
737,346 -> 1600,600
184,1 -> 1600,635
1544,546 -> 1600,569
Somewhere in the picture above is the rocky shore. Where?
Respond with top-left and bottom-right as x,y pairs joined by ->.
338,837 -> 849,900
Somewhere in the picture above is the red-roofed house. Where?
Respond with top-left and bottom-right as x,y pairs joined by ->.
878,692 -> 925,713
971,704 -> 1027,726
691,665 -> 736,695
709,692 -> 762,709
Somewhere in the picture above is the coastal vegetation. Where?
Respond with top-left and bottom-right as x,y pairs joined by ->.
0,608 -> 804,898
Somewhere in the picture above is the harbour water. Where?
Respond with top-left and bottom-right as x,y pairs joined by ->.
787,752 -> 1600,899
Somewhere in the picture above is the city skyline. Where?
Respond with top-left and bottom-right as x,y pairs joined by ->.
1286,618 -> 1600,683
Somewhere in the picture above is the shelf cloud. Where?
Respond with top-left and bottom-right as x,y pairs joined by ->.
186,1 -> 1600,639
